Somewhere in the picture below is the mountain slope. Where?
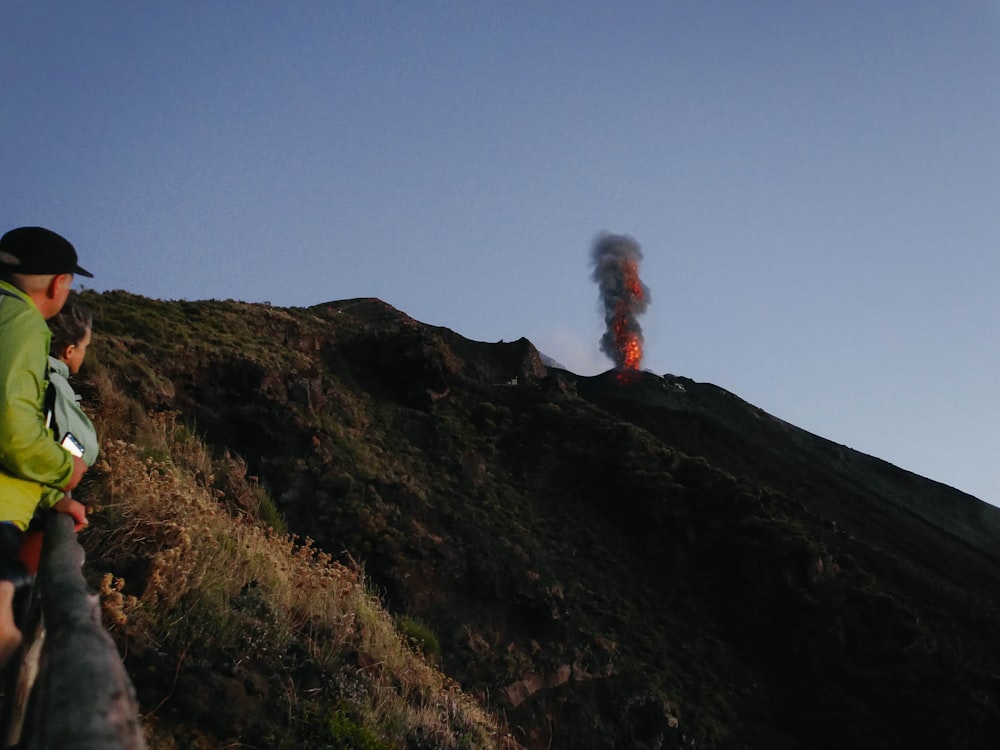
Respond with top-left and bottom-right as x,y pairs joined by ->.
80,291 -> 1000,749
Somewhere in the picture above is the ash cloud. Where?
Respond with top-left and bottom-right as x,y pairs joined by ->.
590,232 -> 651,370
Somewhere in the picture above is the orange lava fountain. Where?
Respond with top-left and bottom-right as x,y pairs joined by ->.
615,258 -> 645,370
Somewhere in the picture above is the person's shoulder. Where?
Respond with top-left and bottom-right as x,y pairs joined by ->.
0,285 -> 42,324
0,305 -> 45,342
0,290 -> 47,365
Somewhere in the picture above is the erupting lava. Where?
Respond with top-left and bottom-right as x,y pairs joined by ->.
590,233 -> 650,373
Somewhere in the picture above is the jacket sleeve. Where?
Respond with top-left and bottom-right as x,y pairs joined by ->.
0,311 -> 74,489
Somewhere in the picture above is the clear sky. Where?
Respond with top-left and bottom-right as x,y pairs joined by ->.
4,2 -> 999,505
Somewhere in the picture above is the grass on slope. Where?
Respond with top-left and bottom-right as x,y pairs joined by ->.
79,364 -> 504,749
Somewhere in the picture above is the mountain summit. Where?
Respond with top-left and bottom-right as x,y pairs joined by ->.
75,291 -> 1000,748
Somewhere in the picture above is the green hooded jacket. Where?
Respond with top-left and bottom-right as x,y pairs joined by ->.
0,280 -> 74,529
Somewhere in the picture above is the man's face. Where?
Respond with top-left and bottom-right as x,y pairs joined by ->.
46,273 -> 74,319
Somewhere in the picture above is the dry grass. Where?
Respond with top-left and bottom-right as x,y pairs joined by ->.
82,376 -> 504,748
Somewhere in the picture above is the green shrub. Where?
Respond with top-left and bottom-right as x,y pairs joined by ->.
397,615 -> 442,664
256,488 -> 287,533
298,702 -> 391,750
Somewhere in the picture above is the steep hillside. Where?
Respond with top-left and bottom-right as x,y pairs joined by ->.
77,291 -> 1000,749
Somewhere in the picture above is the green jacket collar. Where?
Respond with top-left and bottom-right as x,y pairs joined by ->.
0,279 -> 32,305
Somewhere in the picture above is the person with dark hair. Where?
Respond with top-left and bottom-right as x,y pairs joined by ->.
0,226 -> 92,666
46,296 -> 99,468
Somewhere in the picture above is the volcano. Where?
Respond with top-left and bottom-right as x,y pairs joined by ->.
75,291 -> 1000,749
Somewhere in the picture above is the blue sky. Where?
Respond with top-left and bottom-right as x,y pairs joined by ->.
4,2 -> 999,505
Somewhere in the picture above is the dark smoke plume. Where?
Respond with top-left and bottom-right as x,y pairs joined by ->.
590,232 -> 650,371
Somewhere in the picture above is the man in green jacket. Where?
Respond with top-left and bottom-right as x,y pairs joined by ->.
0,226 -> 92,666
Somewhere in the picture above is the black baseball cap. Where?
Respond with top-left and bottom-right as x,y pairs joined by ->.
0,226 -> 93,278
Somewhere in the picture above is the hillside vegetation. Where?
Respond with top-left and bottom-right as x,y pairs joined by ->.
67,290 -> 1000,749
